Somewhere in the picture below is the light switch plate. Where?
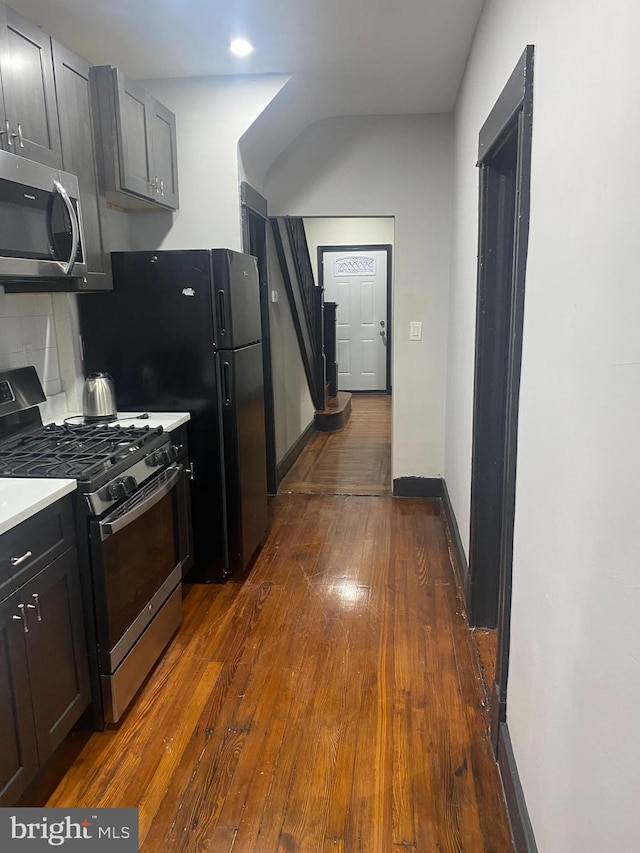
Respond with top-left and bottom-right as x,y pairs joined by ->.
409,321 -> 422,341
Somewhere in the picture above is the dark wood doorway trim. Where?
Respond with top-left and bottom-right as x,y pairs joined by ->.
468,47 -> 534,749
318,244 -> 392,394
241,182 -> 277,495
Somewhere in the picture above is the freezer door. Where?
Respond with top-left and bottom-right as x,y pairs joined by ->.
211,249 -> 262,349
80,251 -> 217,410
218,343 -> 268,574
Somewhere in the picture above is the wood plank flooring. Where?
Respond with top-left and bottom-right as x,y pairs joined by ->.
280,395 -> 391,495
47,494 -> 513,852
472,629 -> 498,703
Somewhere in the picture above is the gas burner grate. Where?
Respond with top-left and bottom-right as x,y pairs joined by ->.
0,422 -> 165,481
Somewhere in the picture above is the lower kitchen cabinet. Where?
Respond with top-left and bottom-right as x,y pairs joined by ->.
0,589 -> 38,806
0,522 -> 90,806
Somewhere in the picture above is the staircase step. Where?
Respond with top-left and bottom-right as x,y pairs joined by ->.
315,391 -> 352,432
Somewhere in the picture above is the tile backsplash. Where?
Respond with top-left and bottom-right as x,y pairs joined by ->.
0,290 -> 61,397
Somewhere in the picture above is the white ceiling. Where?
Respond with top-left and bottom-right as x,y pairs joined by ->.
9,0 -> 485,183
9,0 -> 484,115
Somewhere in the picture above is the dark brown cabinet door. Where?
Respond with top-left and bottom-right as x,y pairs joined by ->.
150,96 -> 179,209
22,550 -> 91,765
0,7 -> 62,167
91,65 -> 178,210
114,70 -> 155,200
0,590 -> 39,806
52,41 -> 111,291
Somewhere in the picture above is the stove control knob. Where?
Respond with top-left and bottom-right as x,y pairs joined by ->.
106,480 -> 128,500
106,476 -> 137,500
149,445 -> 179,467
122,475 -> 137,494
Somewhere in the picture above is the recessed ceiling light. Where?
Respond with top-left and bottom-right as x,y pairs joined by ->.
230,38 -> 254,58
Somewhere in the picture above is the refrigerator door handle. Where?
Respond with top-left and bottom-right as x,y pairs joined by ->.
222,360 -> 232,406
218,290 -> 227,336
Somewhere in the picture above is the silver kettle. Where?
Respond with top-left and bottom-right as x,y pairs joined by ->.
82,372 -> 117,422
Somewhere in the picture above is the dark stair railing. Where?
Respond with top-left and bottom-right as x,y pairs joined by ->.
270,216 -> 325,411
323,302 -> 338,398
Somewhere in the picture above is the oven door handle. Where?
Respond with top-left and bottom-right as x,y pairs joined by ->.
99,465 -> 182,541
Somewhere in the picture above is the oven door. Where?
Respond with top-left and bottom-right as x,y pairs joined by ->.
90,464 -> 184,721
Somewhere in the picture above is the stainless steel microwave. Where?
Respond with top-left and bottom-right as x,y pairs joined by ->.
0,149 -> 87,284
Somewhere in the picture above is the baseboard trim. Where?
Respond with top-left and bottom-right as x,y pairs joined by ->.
440,478 -> 471,598
276,420 -> 316,488
498,722 -> 538,853
392,476 -> 443,498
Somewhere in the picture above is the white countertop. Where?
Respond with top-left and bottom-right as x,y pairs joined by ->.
0,412 -> 191,537
52,411 -> 191,431
0,479 -> 77,537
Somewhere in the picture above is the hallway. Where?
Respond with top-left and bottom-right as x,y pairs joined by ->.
280,395 -> 392,496
44,400 -> 513,851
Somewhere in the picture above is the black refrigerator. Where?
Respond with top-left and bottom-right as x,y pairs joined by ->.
78,249 -> 268,582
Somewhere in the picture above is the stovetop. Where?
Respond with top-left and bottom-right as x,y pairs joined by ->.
0,422 -> 167,485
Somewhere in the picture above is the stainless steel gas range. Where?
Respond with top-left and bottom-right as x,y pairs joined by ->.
0,367 -> 186,725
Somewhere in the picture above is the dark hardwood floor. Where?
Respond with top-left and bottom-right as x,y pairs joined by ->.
46,398 -> 513,851
280,394 -> 391,495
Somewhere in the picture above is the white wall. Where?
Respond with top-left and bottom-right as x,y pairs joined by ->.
267,228 -> 315,462
446,1 -> 640,850
265,115 -> 453,479
128,74 -> 289,252
302,217 -> 395,285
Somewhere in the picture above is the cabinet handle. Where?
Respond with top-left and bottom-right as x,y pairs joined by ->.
188,462 -> 194,481
16,123 -> 24,148
4,120 -> 13,147
159,178 -> 164,196
148,177 -> 158,191
10,550 -> 33,566
27,593 -> 42,622
14,603 -> 28,633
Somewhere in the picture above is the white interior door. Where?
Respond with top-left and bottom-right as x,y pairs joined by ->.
321,249 -> 388,391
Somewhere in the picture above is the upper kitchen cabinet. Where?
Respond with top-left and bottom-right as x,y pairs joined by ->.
52,41 -> 111,290
149,96 -> 179,209
91,65 -> 179,211
0,4 -> 62,168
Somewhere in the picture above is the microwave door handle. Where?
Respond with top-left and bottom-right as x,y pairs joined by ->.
53,179 -> 79,276
99,465 -> 182,541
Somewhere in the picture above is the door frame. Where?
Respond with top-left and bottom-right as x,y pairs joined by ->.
318,244 -> 392,394
241,182 -> 277,495
468,46 -> 534,747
